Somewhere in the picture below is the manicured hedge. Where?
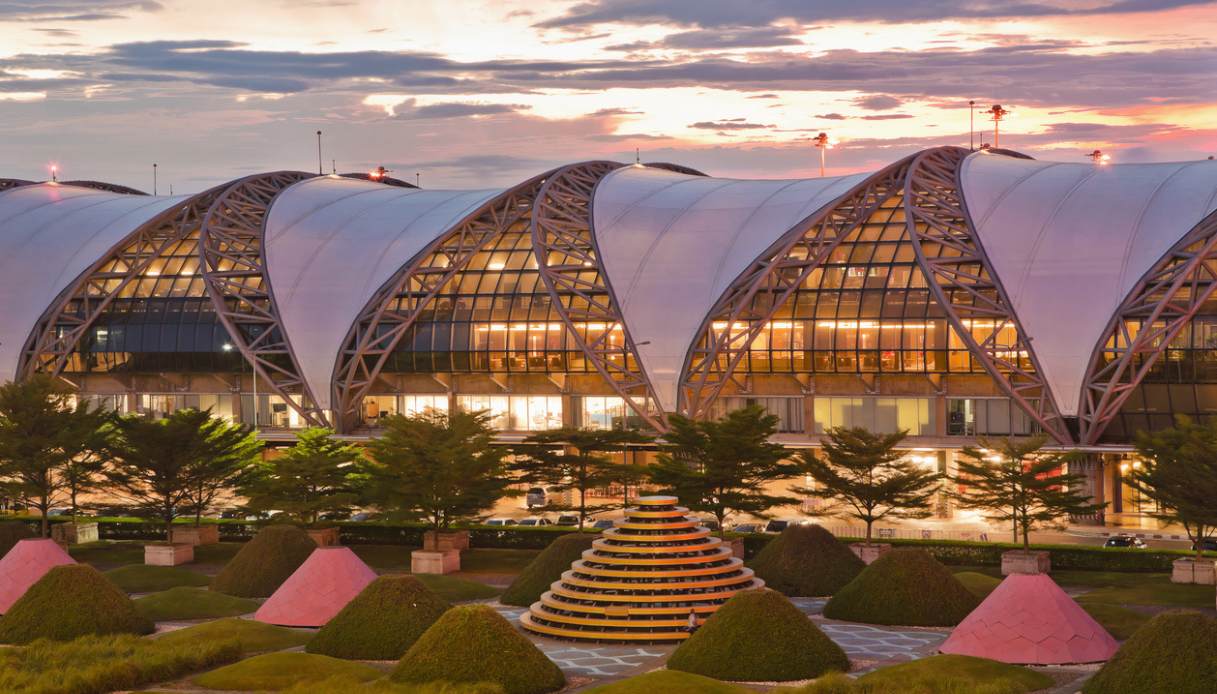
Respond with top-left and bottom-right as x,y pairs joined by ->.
823,549 -> 979,627
210,524 -> 316,598
1083,610 -> 1217,694
748,525 -> 864,596
308,575 -> 450,660
0,565 -> 153,643
0,521 -> 33,557
500,533 -> 596,606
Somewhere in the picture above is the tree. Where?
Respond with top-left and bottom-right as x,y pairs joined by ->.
795,426 -> 942,546
511,428 -> 653,530
648,405 -> 798,537
106,409 -> 260,541
242,428 -> 364,525
0,376 -> 110,536
1131,416 -> 1217,560
364,410 -> 512,530
951,435 -> 1105,551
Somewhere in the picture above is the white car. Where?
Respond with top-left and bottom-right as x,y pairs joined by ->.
484,518 -> 517,527
517,517 -> 552,527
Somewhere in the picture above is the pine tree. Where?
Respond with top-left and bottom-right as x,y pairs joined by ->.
649,405 -> 798,536
1131,417 -> 1217,560
951,435 -> 1105,550
242,427 -> 364,524
796,426 -> 941,545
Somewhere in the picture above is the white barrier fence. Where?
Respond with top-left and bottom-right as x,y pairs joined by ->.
811,523 -> 995,543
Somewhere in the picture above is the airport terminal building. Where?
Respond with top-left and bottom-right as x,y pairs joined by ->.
3,146 -> 1216,521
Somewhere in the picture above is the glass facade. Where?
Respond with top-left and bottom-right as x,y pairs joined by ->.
576,396 -> 649,431
812,396 -> 935,435
946,398 -> 1039,436
456,395 -> 563,431
709,396 -> 805,433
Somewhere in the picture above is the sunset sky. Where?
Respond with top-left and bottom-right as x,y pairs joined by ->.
1,0 -> 1215,191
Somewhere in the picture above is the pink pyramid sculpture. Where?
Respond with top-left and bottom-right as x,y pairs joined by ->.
940,572 -> 1119,665
254,546 -> 377,627
0,538 -> 76,613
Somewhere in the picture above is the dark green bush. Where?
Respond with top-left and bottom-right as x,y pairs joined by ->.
500,533 -> 596,606
0,521 -> 33,557
823,549 -> 979,627
194,651 -> 381,691
154,617 -> 313,653
749,525 -> 865,596
1083,611 -> 1217,694
668,589 -> 849,682
309,575 -> 450,660
134,586 -> 259,621
0,564 -> 153,643
210,524 -> 316,597
393,604 -> 565,694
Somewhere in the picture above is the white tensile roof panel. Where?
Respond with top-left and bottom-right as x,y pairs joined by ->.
592,166 -> 868,411
264,176 -> 501,409
0,184 -> 187,381
962,153 -> 1217,416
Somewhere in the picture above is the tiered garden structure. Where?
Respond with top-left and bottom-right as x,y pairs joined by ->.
520,495 -> 763,641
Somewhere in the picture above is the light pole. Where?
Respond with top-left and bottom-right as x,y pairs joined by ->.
1087,149 -> 1111,165
812,132 -> 834,177
50,164 -> 58,182
153,163 -> 158,195
969,100 -> 975,151
315,130 -> 323,175
984,104 -> 1010,149
224,343 -> 257,429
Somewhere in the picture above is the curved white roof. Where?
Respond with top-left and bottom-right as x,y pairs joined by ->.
264,176 -> 502,409
0,184 -> 187,380
961,153 -> 1217,416
592,166 -> 868,410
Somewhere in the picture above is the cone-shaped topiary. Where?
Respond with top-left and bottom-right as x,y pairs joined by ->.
393,604 -> 565,694
211,524 -> 316,598
1083,611 -> 1217,694
748,525 -> 864,597
308,575 -> 450,660
667,588 -> 849,682
0,521 -> 33,558
0,564 -> 153,643
823,548 -> 979,627
500,533 -> 596,607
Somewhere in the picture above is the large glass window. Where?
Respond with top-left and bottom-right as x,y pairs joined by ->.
709,397 -> 805,433
456,395 -> 562,431
812,396 -> 934,435
577,396 -> 651,431
946,398 -> 1039,436
138,393 -> 235,422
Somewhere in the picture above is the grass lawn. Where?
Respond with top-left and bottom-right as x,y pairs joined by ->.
954,571 -> 1002,599
459,548 -> 541,574
1080,602 -> 1150,640
135,587 -> 259,621
105,565 -> 210,592
193,651 -> 382,691
1059,571 -> 1215,609
413,574 -> 501,602
154,618 -> 312,653
585,670 -> 752,693
854,654 -> 1050,693
281,678 -> 505,693
69,541 -> 146,567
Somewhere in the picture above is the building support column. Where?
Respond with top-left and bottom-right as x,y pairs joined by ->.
1069,455 -> 1106,525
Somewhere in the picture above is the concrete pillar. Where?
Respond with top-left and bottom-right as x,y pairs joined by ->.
1069,455 -> 1106,525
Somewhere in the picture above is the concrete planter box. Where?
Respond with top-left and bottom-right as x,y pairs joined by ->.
51,522 -> 98,546
411,549 -> 460,575
145,543 -> 194,567
727,538 -> 746,559
422,530 -> 469,552
1171,558 -> 1216,585
307,527 -> 341,547
169,525 -> 220,546
1002,550 -> 1051,575
850,543 -> 892,565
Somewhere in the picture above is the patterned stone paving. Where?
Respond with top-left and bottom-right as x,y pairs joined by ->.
819,623 -> 947,662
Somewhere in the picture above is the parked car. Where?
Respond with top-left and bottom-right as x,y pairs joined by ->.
1192,537 -> 1217,553
763,519 -> 790,533
525,487 -> 547,509
731,522 -> 761,534
556,515 -> 579,527
484,518 -> 518,527
349,512 -> 373,522
1104,534 -> 1147,549
517,517 -> 552,527
591,519 -> 616,530
45,508 -> 71,517
692,517 -> 721,532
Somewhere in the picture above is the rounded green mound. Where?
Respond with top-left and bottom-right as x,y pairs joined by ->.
0,564 -> 153,643
392,604 -> 565,694
500,533 -> 595,607
135,586 -> 259,621
857,654 -> 1052,693
585,670 -> 754,693
1083,610 -> 1217,694
668,588 -> 849,682
748,525 -> 865,597
154,617 -> 313,654
308,575 -> 450,660
194,651 -> 380,691
210,524 -> 316,598
823,549 -> 978,627
0,521 -> 33,557
105,564 -> 210,592
284,678 -> 505,694
953,571 -> 1002,600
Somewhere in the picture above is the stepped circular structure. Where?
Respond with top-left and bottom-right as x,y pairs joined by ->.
519,495 -> 763,642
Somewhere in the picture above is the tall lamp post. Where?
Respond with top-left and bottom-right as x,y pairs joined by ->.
1087,149 -> 1111,165
984,104 -> 1010,149
812,132 -> 835,177
969,100 -> 976,151
224,343 -> 257,429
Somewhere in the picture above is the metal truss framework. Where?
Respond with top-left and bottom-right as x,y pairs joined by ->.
60,181 -> 147,195
904,146 -> 1072,443
199,171 -> 328,428
679,156 -> 914,419
19,186 -> 227,379
1078,209 -> 1217,444
532,161 -> 669,432
331,171 -> 554,432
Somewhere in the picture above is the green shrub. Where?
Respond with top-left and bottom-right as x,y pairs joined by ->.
194,651 -> 381,691
105,564 -> 210,592
414,574 -> 500,603
135,586 -> 259,621
500,533 -> 595,606
0,633 -> 240,694
585,670 -> 753,693
0,520 -> 33,557
309,575 -> 450,660
285,677 -> 505,694
953,571 -> 1002,599
823,549 -> 978,627
0,564 -> 153,643
787,655 -> 1052,693
393,604 -> 564,694
668,589 -> 849,681
1079,602 -> 1149,641
155,617 -> 312,653
749,525 -> 865,597
211,524 -> 316,597
1083,610 -> 1217,694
